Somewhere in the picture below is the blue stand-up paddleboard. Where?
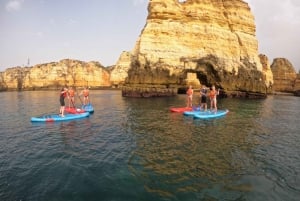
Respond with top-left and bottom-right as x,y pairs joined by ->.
183,110 -> 206,116
193,109 -> 229,119
82,103 -> 94,113
31,112 -> 90,122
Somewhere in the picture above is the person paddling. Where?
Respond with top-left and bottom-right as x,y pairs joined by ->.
209,85 -> 219,112
59,87 -> 68,117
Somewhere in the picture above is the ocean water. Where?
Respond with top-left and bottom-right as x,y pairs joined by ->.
0,90 -> 299,201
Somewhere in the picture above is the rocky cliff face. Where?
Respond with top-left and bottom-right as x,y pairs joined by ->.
271,58 -> 297,93
0,59 -> 110,91
259,54 -> 274,88
122,0 -> 273,98
294,74 -> 300,96
109,51 -> 132,86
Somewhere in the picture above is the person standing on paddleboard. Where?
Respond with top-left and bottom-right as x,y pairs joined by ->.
209,85 -> 219,112
59,87 -> 68,117
186,85 -> 193,108
200,85 -> 208,111
80,87 -> 90,105
68,86 -> 75,108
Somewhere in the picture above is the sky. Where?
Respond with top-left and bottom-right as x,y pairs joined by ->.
0,0 -> 299,72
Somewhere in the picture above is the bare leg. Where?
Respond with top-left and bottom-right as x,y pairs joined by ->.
189,97 -> 192,107
186,97 -> 188,107
61,106 -> 65,117
214,99 -> 217,111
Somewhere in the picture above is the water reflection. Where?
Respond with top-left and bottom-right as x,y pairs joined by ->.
125,97 -> 273,198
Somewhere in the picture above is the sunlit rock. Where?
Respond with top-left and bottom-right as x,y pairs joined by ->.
271,58 -> 297,93
0,59 -> 110,91
122,0 -> 272,98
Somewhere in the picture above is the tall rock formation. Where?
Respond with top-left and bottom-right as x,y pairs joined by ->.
122,0 -> 272,98
0,59 -> 110,91
294,74 -> 300,96
259,54 -> 274,89
110,51 -> 132,87
271,58 -> 297,93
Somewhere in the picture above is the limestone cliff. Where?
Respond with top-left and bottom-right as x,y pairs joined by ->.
110,51 -> 132,86
0,59 -> 110,91
122,0 -> 272,98
294,74 -> 300,96
271,58 -> 297,93
259,54 -> 274,88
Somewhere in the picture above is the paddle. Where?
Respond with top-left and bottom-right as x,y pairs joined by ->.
88,94 -> 91,106
86,87 -> 91,106
217,88 -> 222,109
77,93 -> 83,106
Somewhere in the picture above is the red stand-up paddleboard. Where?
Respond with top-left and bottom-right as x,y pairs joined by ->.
170,107 -> 192,113
65,107 -> 86,114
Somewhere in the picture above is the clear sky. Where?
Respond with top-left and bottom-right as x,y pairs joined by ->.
0,0 -> 299,72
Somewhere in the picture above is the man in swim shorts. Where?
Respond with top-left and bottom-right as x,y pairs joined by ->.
59,87 -> 68,117
200,85 -> 208,111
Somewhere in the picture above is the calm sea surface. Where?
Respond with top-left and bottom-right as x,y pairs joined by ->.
0,90 -> 299,201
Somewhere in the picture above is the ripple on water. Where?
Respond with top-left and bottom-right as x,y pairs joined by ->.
1,92 -> 300,200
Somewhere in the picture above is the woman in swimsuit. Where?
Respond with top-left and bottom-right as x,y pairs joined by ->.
68,87 -> 75,108
186,85 -> 193,108
209,85 -> 219,111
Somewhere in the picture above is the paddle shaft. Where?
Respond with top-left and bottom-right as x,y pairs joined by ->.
77,93 -> 83,105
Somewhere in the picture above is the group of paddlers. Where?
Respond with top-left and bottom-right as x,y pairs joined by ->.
59,86 -> 90,117
186,85 -> 220,111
